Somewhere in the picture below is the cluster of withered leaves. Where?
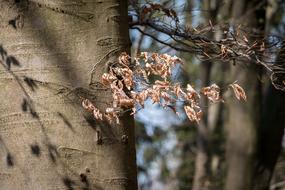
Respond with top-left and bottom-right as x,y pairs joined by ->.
140,3 -> 179,25
82,52 -> 246,124
81,99 -> 120,124
129,2 -> 285,91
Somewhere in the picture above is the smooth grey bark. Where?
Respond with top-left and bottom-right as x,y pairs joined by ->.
0,0 -> 137,190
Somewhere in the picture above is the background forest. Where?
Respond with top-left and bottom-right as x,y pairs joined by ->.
130,0 -> 285,190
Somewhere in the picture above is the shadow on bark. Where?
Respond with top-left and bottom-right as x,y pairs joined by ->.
0,136 -> 14,167
0,1 -> 137,189
0,25 -> 101,189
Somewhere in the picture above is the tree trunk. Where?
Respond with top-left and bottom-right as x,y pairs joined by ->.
253,84 -> 285,190
0,0 -> 137,189
225,64 -> 261,190
192,60 -> 212,190
192,1 -> 220,189
253,41 -> 285,189
225,1 -> 265,190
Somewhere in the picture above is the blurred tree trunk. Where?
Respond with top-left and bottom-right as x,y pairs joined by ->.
252,3 -> 285,189
225,1 -> 265,190
253,42 -> 285,189
0,0 -> 137,190
192,1 -> 222,189
253,85 -> 285,190
192,61 -> 212,190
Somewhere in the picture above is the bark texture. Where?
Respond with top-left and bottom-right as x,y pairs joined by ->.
0,0 -> 137,189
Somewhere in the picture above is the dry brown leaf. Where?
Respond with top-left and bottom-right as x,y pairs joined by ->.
105,110 -> 120,124
201,84 -> 223,103
173,84 -> 182,98
141,52 -> 148,61
230,83 -> 247,101
120,68 -> 134,90
93,108 -> 103,120
118,52 -> 131,66
119,98 -> 134,108
148,89 -> 160,104
154,80 -> 170,90
184,105 -> 201,123
82,99 -> 95,112
81,99 -> 104,121
160,91 -> 174,104
131,90 -> 148,107
185,84 -> 200,101
101,73 -> 117,86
